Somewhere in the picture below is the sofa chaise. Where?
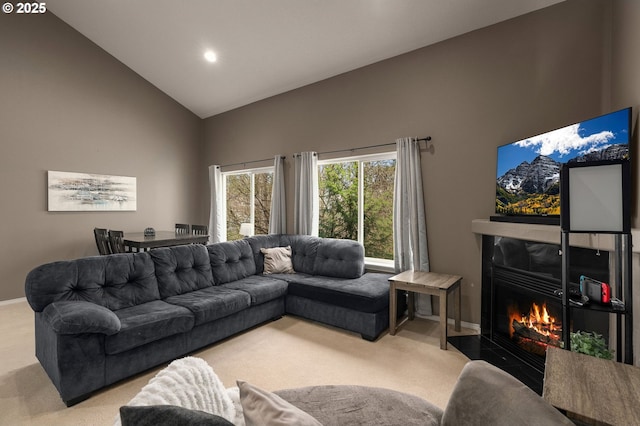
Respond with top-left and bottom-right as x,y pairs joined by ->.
25,235 -> 402,406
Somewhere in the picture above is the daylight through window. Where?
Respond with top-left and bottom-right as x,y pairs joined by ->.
318,152 -> 396,261
224,167 -> 273,240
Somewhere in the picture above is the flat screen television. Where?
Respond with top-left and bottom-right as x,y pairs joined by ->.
494,107 -> 632,224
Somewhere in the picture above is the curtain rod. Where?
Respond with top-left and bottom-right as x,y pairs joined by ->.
303,136 -> 431,157
219,135 -> 431,166
218,156 -> 285,169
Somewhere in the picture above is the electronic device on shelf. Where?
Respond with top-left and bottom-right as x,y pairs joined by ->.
580,275 -> 611,305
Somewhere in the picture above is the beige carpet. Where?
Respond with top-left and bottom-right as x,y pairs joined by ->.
0,300 -> 473,425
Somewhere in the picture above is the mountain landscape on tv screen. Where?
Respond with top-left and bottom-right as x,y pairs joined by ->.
496,108 -> 630,216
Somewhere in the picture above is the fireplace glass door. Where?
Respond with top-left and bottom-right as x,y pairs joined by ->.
493,269 -> 563,370
485,237 -> 610,372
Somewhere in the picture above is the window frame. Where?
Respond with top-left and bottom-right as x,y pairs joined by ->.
317,151 -> 396,270
222,165 -> 274,240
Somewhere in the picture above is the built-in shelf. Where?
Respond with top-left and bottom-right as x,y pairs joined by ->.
472,219 -> 640,253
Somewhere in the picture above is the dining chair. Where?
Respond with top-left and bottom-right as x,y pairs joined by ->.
175,223 -> 190,234
94,228 -> 112,255
108,230 -> 126,253
191,225 -> 208,236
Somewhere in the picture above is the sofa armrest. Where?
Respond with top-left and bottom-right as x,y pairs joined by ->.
42,301 -> 121,335
441,361 -> 573,426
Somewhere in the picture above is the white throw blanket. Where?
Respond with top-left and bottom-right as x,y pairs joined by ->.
113,356 -> 237,425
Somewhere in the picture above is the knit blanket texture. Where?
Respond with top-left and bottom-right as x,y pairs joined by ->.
113,356 -> 236,425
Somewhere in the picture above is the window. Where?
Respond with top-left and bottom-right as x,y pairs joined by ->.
318,152 -> 396,262
223,167 -> 273,240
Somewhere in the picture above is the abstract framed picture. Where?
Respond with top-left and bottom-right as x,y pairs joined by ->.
47,171 -> 137,211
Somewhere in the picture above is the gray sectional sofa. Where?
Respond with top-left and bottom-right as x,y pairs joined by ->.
25,235 -> 401,406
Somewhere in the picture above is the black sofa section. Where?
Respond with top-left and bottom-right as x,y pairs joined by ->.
25,235 -> 401,406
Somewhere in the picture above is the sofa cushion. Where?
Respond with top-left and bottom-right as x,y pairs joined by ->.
441,360 -> 574,426
287,272 -> 391,313
261,246 -> 294,274
151,245 -> 214,298
106,300 -> 194,355
275,385 -> 442,426
208,240 -> 256,284
42,300 -> 121,335
267,272 -> 313,283
221,276 -> 289,306
25,252 -> 160,312
164,286 -> 251,325
313,239 -> 364,278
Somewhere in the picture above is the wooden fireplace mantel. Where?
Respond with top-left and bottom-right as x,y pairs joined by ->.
472,219 -> 640,253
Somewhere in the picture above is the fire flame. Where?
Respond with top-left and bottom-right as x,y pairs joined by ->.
508,302 -> 561,341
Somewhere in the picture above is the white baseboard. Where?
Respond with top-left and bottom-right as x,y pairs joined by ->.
0,297 -> 27,307
416,313 -> 481,332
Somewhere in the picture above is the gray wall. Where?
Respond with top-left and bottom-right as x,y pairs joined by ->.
202,0 -> 610,325
611,0 -> 640,365
612,0 -> 640,117
0,13 -> 203,300
612,0 -> 640,215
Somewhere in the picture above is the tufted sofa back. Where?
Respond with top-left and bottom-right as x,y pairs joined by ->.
25,252 -> 160,312
279,235 -> 321,274
207,239 -> 256,284
245,235 -> 281,274
313,238 -> 365,278
246,234 -> 363,277
150,244 -> 214,298
247,235 -> 320,275
25,235 -> 368,313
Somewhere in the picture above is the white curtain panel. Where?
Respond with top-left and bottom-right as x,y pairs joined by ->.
393,137 -> 432,316
268,155 -> 287,234
293,151 -> 319,236
208,165 -> 226,243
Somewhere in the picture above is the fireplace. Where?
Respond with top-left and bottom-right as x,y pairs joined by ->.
481,236 -> 610,373
509,301 -> 561,355
449,221 -> 632,393
492,265 -> 564,370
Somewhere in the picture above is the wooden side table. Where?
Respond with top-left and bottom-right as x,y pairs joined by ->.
543,346 -> 640,425
388,270 -> 462,349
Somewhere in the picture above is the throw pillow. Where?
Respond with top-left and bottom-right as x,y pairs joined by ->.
237,380 -> 322,426
260,246 -> 295,274
120,405 -> 234,426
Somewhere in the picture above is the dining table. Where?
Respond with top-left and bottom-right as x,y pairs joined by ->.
123,231 -> 209,252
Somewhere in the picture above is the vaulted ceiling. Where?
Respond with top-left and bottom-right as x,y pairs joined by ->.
48,0 -> 564,118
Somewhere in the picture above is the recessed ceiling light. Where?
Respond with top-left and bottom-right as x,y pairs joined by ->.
204,50 -> 217,63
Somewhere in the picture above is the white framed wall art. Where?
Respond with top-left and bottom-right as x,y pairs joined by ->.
47,171 -> 137,212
